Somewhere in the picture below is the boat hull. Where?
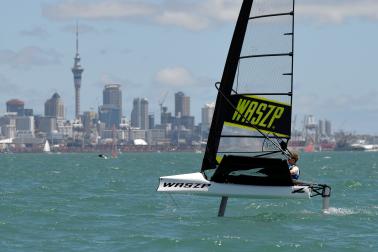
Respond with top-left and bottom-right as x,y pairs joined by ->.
157,172 -> 311,199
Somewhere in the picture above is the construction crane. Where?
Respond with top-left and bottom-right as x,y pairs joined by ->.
158,91 -> 169,114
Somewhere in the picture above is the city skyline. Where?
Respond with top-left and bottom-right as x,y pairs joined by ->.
1,0 -> 378,133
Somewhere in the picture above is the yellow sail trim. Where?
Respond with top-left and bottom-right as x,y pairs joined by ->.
224,121 -> 289,138
216,155 -> 224,164
244,95 -> 290,106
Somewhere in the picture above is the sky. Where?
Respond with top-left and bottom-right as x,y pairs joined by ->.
0,0 -> 377,134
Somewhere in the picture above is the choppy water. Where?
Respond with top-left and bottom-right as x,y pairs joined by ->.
0,152 -> 377,251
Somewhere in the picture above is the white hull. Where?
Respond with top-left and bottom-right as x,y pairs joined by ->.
158,172 -> 311,199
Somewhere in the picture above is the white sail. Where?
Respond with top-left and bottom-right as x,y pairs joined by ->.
43,140 -> 51,152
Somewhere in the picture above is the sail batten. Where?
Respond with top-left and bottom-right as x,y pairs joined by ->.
250,11 -> 293,20
202,0 -> 295,172
240,52 -> 292,59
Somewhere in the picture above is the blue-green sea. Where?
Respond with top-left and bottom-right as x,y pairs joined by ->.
0,152 -> 377,251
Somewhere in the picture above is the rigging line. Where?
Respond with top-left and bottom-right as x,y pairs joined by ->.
272,131 -> 290,155
254,150 -> 282,158
214,82 -> 289,157
236,61 -> 240,92
262,138 -> 267,152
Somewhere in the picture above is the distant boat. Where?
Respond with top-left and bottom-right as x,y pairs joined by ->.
157,0 -> 331,216
304,143 -> 315,153
98,154 -> 109,159
350,140 -> 378,151
43,140 -> 51,153
111,124 -> 118,158
111,148 -> 117,158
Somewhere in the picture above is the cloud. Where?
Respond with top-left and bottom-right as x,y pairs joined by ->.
20,27 -> 49,39
294,89 -> 378,118
297,0 -> 378,24
42,1 -> 156,21
155,67 -> 196,87
200,0 -> 240,22
0,47 -> 61,69
42,0 -> 378,31
155,11 -> 209,31
61,23 -> 99,34
154,0 -> 240,31
42,0 -> 239,31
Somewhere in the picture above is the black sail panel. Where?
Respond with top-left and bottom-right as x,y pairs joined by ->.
202,0 -> 254,171
223,94 -> 291,137
202,0 -> 295,173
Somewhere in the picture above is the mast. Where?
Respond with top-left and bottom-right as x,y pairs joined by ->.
202,0 -> 254,171
72,21 -> 84,119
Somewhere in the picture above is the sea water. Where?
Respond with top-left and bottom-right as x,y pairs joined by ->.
0,152 -> 377,251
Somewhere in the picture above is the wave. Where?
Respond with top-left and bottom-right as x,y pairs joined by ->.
323,207 -> 356,216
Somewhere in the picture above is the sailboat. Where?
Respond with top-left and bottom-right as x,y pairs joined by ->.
111,124 -> 118,158
157,0 -> 331,216
43,140 -> 51,153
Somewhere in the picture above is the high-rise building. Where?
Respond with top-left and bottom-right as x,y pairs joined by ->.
82,111 -> 97,132
98,105 -> 120,129
103,84 -> 122,120
201,102 -> 215,129
16,116 -> 35,137
325,120 -> 332,137
131,99 -> 139,128
72,23 -> 84,118
141,98 -> 149,130
36,116 -> 57,134
175,92 -> 190,117
0,114 -> 17,138
131,98 -> 149,130
318,120 -> 325,137
161,106 -> 172,126
148,114 -> 155,129
6,99 -> 25,116
24,109 -> 34,116
45,93 -> 64,120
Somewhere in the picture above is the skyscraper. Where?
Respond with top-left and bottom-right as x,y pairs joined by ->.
160,106 -> 172,126
140,98 -> 149,130
72,23 -> 84,118
45,93 -> 64,120
98,105 -> 120,129
148,114 -> 155,129
6,99 -> 25,116
318,120 -> 325,137
82,111 -> 97,132
103,84 -> 122,119
201,102 -> 215,129
325,120 -> 332,137
99,84 -> 122,129
131,98 -> 149,130
131,99 -> 139,128
175,92 -> 190,117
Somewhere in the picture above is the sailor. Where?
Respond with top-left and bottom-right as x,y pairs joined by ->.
288,151 -> 300,180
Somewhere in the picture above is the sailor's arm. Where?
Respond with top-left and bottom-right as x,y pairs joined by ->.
290,165 -> 299,175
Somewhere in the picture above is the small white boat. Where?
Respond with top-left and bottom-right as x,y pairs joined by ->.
43,140 -> 51,153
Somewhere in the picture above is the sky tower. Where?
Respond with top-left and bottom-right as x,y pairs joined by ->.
72,22 -> 84,118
